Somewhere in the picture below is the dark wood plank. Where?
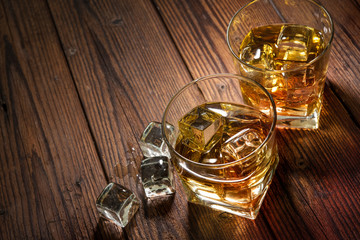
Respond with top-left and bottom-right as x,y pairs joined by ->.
154,0 -> 241,76
47,0 -> 193,239
273,88 -> 360,239
0,0 -> 120,239
317,0 -> 360,123
154,0 -> 360,239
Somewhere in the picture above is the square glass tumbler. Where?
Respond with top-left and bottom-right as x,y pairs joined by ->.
162,74 -> 278,219
227,0 -> 334,129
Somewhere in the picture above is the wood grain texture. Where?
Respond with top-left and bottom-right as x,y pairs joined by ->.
154,0 -> 242,76
318,0 -> 360,123
154,0 -> 360,239
1,0 -> 359,239
47,0 -> 281,238
47,0 -> 193,239
0,0 -> 116,239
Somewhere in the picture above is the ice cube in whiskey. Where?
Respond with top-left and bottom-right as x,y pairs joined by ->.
221,128 -> 264,162
276,24 -> 314,62
96,183 -> 140,227
240,43 -> 274,70
178,106 -> 223,151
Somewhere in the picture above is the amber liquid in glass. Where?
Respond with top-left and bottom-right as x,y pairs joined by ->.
174,102 -> 278,219
238,24 -> 327,124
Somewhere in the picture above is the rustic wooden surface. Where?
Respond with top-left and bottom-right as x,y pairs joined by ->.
1,0 -> 359,239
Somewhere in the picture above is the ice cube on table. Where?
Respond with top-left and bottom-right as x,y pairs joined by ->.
141,156 -> 175,198
179,106 -> 223,152
276,25 -> 313,62
240,43 -> 274,70
139,121 -> 174,158
96,183 -> 140,228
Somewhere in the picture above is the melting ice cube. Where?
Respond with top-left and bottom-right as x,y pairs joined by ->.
140,156 -> 175,198
139,122 -> 174,158
96,183 -> 140,227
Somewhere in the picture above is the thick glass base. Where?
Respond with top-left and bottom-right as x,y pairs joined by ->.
277,110 -> 320,129
186,185 -> 270,219
181,155 -> 279,220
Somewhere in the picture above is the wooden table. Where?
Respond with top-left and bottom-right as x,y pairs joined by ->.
1,0 -> 359,239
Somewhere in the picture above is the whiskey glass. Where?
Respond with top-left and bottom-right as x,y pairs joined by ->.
227,0 -> 334,129
162,74 -> 278,219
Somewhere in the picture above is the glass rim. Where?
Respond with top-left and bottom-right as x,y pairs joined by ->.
161,73 -> 277,169
226,0 -> 334,73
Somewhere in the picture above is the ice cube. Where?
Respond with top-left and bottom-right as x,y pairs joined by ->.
223,109 -> 269,133
221,128 -> 263,162
276,25 -> 313,62
307,30 -> 324,62
96,183 -> 140,227
240,43 -> 274,70
179,106 -> 223,151
220,128 -> 266,180
274,62 -> 315,106
198,140 -> 223,164
175,134 -> 223,164
260,72 -> 286,98
274,60 -> 307,89
139,122 -> 174,158
140,156 -> 175,198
